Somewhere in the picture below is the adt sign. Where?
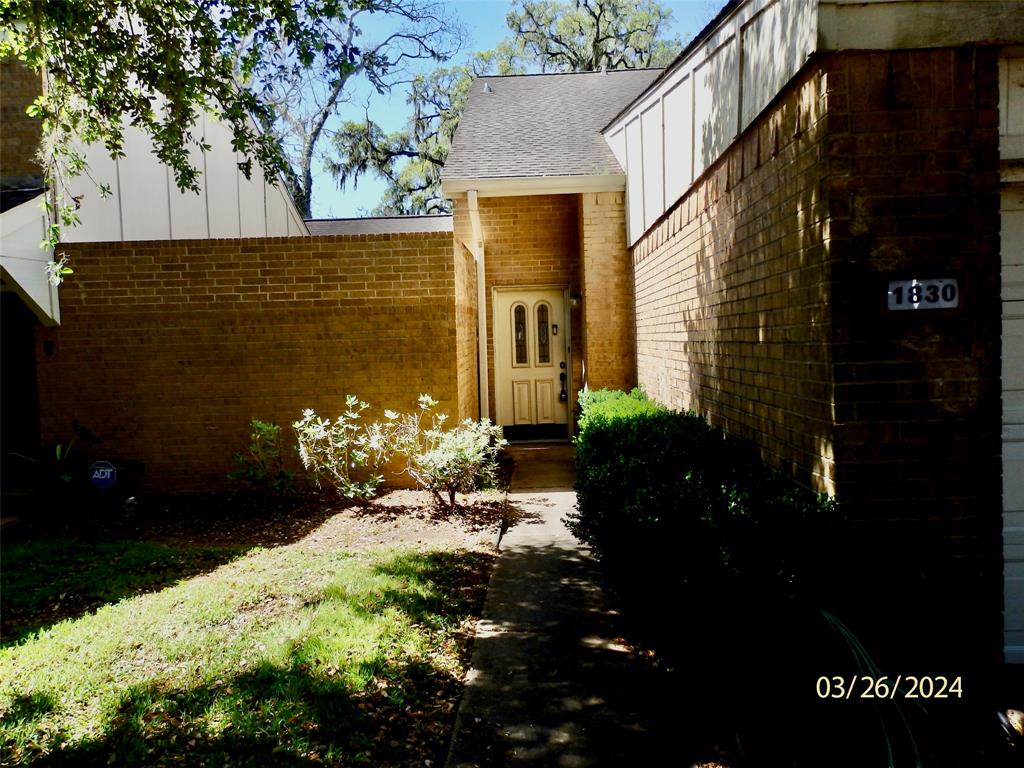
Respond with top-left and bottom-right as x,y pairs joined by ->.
89,461 -> 117,489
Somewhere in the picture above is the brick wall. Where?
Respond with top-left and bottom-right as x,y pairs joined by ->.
454,239 -> 479,420
823,48 -> 1003,660
634,65 -> 835,491
36,233 -> 462,492
631,47 -> 1003,662
580,191 -> 636,392
453,194 -> 584,423
0,58 -> 42,183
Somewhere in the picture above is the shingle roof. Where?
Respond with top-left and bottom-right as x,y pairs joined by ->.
305,215 -> 453,236
442,69 -> 662,181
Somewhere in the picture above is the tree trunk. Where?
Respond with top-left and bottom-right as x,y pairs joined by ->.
293,78 -> 347,218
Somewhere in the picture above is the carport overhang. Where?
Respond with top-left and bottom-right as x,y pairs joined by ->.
0,193 -> 60,326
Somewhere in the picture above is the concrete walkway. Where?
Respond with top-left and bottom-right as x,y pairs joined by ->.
446,444 -> 672,767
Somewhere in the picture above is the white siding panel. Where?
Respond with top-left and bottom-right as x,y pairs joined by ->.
741,0 -> 812,127
266,183 -> 288,236
204,118 -> 241,238
287,207 -> 303,236
605,0 -> 817,245
663,77 -> 692,208
168,114 -> 210,239
625,117 -> 644,244
606,127 -> 626,168
693,37 -> 739,181
1006,58 -> 1024,136
641,102 -> 664,230
1003,56 -> 1024,160
168,184 -> 209,239
67,144 -> 122,242
818,1 -> 1024,53
120,126 -> 170,241
63,111 -> 304,242
239,161 -> 267,237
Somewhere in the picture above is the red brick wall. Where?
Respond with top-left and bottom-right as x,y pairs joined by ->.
36,233 -> 462,492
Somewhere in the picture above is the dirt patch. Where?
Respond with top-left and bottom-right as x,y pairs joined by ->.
298,490 -> 506,554
4,487 -> 514,551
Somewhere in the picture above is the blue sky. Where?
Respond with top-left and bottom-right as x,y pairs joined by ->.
311,1 -> 724,219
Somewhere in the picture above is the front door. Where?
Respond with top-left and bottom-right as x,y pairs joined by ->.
494,287 -> 569,439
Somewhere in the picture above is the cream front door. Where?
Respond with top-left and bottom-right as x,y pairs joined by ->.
494,288 -> 569,432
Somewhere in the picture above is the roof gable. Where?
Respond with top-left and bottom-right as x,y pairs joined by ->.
442,69 -> 662,182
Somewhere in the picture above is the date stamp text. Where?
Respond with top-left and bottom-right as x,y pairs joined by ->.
816,675 -> 963,700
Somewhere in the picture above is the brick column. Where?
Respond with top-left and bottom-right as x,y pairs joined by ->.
580,191 -> 636,391
0,58 -> 43,184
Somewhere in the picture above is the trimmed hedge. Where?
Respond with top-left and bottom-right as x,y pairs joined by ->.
569,388 -> 842,610
576,386 -> 666,432
568,390 -> 991,767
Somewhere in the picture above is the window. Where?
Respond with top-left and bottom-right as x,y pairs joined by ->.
513,304 -> 527,365
536,302 -> 550,364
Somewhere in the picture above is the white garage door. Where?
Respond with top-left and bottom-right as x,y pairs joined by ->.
1002,52 -> 1024,664
1004,182 -> 1024,663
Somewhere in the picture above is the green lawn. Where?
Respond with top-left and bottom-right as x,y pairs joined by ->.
1,539 -> 245,645
0,538 -> 492,766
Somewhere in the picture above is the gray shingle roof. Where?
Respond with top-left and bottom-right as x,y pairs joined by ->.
305,215 -> 453,236
442,69 -> 662,181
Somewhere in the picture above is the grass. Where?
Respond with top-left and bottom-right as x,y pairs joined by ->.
0,537 -> 493,766
1,539 -> 244,645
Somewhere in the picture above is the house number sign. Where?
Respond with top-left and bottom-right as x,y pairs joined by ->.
887,278 -> 959,311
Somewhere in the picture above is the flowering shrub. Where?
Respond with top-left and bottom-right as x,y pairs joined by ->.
414,418 -> 505,511
293,397 -> 388,501
381,395 -> 506,511
293,394 -> 506,510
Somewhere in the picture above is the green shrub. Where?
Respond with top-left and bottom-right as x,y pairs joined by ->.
569,388 -> 843,611
570,392 -> 917,766
576,386 -> 666,434
228,419 -> 295,495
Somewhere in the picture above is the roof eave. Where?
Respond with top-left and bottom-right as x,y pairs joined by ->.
441,174 -> 626,199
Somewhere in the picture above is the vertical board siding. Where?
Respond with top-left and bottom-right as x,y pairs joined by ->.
607,0 -> 816,246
